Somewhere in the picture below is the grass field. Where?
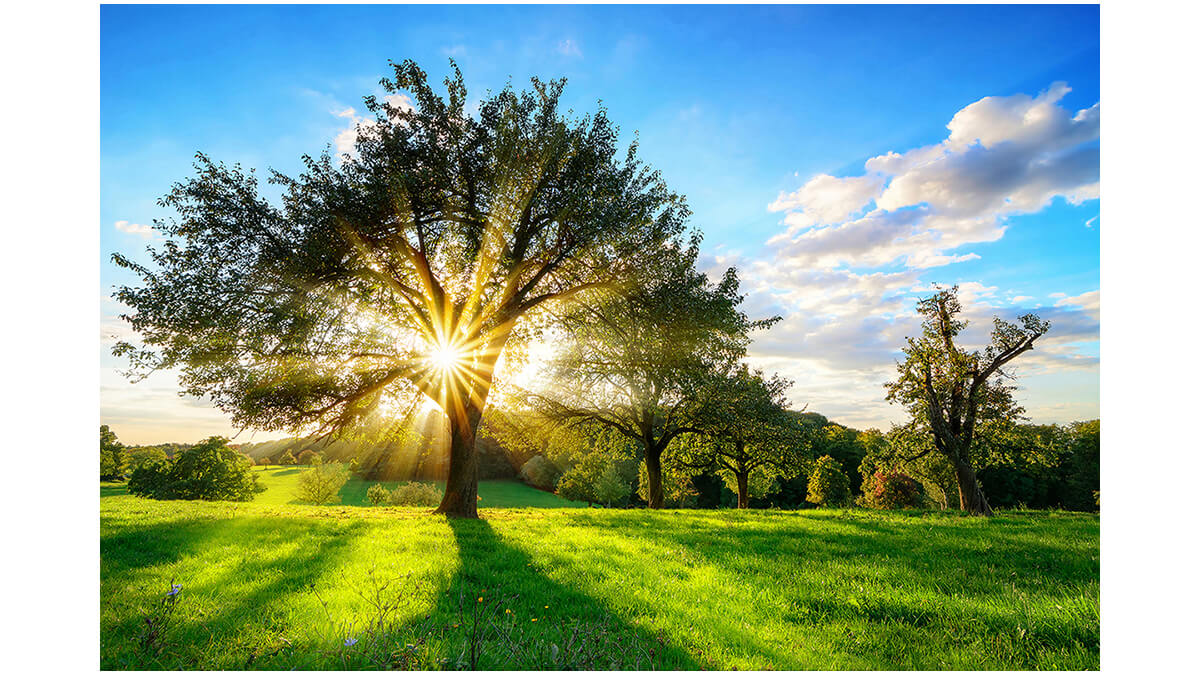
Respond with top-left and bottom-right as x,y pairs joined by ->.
102,467 -> 586,508
100,488 -> 1099,670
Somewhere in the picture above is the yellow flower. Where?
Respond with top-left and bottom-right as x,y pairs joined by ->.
531,618 -> 537,622
477,597 -> 483,603
505,609 -> 511,614
544,605 -> 549,609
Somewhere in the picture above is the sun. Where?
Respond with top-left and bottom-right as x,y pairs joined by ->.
430,342 -> 465,373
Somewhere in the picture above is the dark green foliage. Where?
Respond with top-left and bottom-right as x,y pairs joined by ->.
556,453 -> 631,507
127,437 -> 265,501
806,455 -> 851,507
100,425 -> 127,480
519,455 -> 560,491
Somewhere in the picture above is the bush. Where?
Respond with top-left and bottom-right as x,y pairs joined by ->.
127,437 -> 265,501
296,449 -> 321,465
387,482 -> 442,507
556,453 -> 632,506
278,449 -> 296,465
100,425 -> 127,481
257,456 -> 273,466
861,470 -> 923,509
806,455 -> 851,507
637,461 -> 697,508
296,459 -> 350,504
519,455 -> 560,490
366,483 -> 391,506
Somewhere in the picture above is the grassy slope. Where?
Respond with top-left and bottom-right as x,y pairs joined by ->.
100,492 -> 1099,670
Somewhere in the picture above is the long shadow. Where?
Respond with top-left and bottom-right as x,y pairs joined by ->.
101,510 -> 367,669
417,517 -> 703,669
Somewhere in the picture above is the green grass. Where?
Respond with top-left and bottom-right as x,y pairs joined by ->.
100,491 -> 1099,670
244,466 -> 585,508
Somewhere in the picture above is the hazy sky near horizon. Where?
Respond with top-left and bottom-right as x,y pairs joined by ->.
101,4 -> 1100,446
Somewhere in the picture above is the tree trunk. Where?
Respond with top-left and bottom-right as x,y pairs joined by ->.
645,447 -> 665,509
736,471 -> 750,509
953,457 -> 993,516
434,400 -> 483,518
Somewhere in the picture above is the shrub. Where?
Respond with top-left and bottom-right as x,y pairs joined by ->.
519,455 -> 560,490
257,456 -> 273,466
387,482 -> 442,507
278,449 -> 296,465
366,483 -> 391,506
297,449 -> 321,465
295,459 -> 350,504
127,437 -> 265,501
806,455 -> 851,507
861,470 -> 923,509
556,453 -> 632,506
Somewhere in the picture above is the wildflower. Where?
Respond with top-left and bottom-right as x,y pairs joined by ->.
344,637 -> 358,647
505,609 -> 511,614
477,597 -> 483,603
166,583 -> 183,597
544,605 -> 548,609
531,618 -> 537,622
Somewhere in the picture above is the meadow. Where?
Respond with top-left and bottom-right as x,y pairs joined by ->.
100,484 -> 1099,670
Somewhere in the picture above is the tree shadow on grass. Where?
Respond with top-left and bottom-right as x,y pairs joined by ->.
409,516 -> 703,670
101,512 -> 367,669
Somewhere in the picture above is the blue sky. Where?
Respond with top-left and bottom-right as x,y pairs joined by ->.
101,4 -> 1100,444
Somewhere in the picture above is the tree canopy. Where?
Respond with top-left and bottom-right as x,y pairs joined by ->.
885,285 -> 1049,515
533,235 -> 775,507
112,59 -> 689,517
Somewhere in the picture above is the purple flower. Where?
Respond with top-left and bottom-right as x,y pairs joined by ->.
166,583 -> 183,597
343,637 -> 358,647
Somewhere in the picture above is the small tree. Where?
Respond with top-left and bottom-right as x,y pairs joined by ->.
537,238 -> 774,508
296,449 -> 321,465
100,425 -> 127,480
278,449 -> 296,466
886,285 -> 1049,516
807,455 -> 851,507
295,458 -> 350,505
680,366 -> 809,508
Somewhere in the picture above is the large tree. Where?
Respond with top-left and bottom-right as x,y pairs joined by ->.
677,366 -> 808,508
885,286 -> 1049,516
533,236 -> 774,508
112,60 -> 688,517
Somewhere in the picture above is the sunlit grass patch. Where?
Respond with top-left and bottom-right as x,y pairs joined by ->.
101,494 -> 1098,670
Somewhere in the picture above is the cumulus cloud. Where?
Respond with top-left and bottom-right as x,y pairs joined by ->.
114,220 -> 154,238
742,81 -> 1102,426
769,82 -> 1099,272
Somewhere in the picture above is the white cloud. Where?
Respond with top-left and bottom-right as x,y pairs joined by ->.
114,220 -> 154,238
769,82 -> 1099,273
